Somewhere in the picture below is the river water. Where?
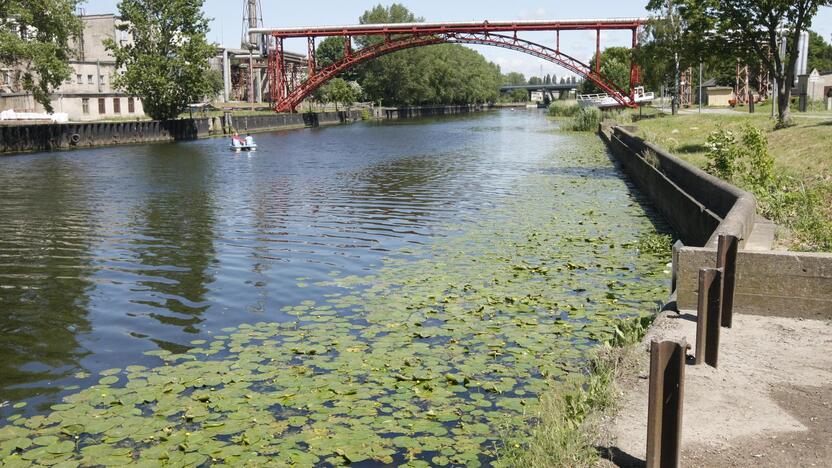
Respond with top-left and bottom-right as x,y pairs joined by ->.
0,110 -> 671,465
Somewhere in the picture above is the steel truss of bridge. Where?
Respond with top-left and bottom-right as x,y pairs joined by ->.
250,18 -> 647,113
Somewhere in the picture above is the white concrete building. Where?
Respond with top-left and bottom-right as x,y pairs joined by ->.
0,14 -> 145,122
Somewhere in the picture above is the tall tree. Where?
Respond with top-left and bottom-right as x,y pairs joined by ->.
105,0 -> 221,120
807,30 -> 832,73
503,72 -> 526,86
580,47 -> 632,94
350,4 -> 501,106
0,0 -> 82,112
714,0 -> 831,126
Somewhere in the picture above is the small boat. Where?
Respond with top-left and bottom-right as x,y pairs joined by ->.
230,143 -> 257,152
577,86 -> 655,109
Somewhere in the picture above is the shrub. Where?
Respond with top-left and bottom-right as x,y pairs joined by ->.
563,107 -> 602,132
739,124 -> 774,190
548,101 -> 580,117
704,126 -> 741,180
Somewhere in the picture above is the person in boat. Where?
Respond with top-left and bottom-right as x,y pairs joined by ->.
245,133 -> 255,147
231,132 -> 243,148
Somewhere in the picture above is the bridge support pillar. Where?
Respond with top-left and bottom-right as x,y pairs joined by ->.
596,29 -> 601,75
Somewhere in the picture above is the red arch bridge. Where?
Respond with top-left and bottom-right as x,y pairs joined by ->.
250,18 -> 646,113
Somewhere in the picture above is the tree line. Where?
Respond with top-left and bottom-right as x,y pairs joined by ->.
8,1 -> 829,123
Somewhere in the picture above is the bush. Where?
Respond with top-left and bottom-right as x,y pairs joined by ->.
563,107 -> 602,132
704,126 -> 741,180
548,101 -> 580,117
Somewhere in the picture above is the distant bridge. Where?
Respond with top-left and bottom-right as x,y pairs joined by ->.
251,18 -> 646,112
499,83 -> 579,92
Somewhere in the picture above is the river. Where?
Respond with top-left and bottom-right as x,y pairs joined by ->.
0,110 -> 671,465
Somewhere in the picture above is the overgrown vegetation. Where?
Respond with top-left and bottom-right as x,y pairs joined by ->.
636,113 -> 832,251
498,315 -> 655,467
548,101 -> 581,117
636,232 -> 674,257
562,107 -> 602,132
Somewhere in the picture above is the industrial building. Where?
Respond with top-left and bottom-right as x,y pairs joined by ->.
0,14 -> 146,122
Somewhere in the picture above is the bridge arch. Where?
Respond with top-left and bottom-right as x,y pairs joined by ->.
269,32 -> 634,113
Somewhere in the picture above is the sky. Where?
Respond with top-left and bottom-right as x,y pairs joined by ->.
82,0 -> 832,79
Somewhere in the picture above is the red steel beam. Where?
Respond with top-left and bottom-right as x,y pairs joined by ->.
250,18 -> 646,38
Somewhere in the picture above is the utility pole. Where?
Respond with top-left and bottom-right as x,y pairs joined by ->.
698,61 -> 702,114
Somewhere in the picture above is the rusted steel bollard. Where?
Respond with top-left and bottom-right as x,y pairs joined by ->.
695,268 -> 722,367
646,339 -> 687,468
716,234 -> 739,328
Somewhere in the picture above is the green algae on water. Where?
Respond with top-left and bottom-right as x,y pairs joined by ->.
0,136 -> 671,466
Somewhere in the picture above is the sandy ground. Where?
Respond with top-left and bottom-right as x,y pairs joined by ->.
599,310 -> 832,467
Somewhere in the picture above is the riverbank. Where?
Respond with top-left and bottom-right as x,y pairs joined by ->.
632,111 -> 832,251
0,104 -> 492,155
593,120 -> 832,467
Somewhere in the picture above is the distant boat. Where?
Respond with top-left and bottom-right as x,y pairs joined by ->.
577,86 -> 655,109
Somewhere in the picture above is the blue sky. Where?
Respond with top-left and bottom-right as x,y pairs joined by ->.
83,1 -> 832,78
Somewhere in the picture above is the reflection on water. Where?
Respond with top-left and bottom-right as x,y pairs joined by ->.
0,110 -> 626,414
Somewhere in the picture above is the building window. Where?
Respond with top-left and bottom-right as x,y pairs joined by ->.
4,72 -> 11,86
98,98 -> 106,114
82,98 -> 89,114
113,98 -> 121,114
76,74 -> 83,84
99,75 -> 105,85
128,97 -> 135,113
87,75 -> 94,84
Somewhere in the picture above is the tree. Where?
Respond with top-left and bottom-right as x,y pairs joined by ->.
645,0 -> 830,126
503,72 -> 526,86
808,30 -> 832,73
349,4 -> 501,106
319,78 -> 358,111
712,0 -> 831,126
580,47 -> 632,94
528,76 -> 543,85
105,0 -> 221,120
0,0 -> 82,112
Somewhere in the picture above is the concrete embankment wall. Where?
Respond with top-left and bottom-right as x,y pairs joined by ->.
374,104 -> 487,120
600,123 -> 832,319
0,110 -> 362,154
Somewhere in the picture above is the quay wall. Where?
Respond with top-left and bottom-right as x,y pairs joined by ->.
0,110 -> 362,154
600,123 -> 832,319
374,104 -> 488,120
0,104 -> 491,155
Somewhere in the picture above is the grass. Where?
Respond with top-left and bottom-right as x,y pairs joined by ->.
632,109 -> 832,251
497,316 -> 654,468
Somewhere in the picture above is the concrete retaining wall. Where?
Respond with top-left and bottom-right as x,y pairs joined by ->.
601,123 -> 832,319
375,104 -> 487,120
601,124 -> 756,248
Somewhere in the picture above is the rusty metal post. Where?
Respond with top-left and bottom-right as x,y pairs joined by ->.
716,234 -> 738,328
646,339 -> 687,468
695,268 -> 722,367
595,29 -> 601,75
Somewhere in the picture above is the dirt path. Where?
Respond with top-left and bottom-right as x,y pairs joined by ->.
600,311 -> 832,467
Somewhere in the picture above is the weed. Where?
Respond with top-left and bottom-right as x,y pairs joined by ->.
548,101 -> 580,117
563,107 -> 602,132
497,315 -> 654,468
